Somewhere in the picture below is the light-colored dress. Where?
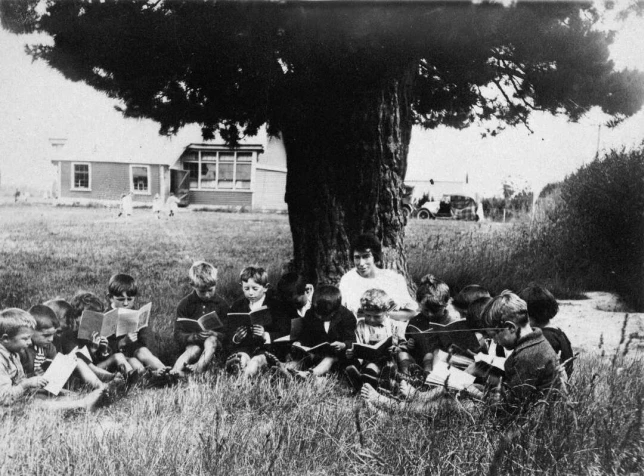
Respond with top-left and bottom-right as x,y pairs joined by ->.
339,268 -> 418,316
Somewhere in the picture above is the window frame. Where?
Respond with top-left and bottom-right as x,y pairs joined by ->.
130,164 -> 152,195
70,162 -> 92,191
182,149 -> 256,192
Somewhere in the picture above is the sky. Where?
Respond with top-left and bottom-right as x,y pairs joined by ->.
1,3 -> 643,198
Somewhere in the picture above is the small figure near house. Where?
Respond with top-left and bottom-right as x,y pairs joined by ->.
14,189 -> 20,203
166,192 -> 180,217
152,193 -> 163,219
118,192 -> 134,221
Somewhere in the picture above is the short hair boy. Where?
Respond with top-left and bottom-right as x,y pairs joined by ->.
483,291 -> 559,408
20,305 -> 59,377
44,299 -> 75,331
0,308 -> 48,404
452,285 -> 491,316
226,266 -> 289,378
107,273 -> 169,375
172,261 -> 229,376
276,272 -> 315,317
519,284 -> 573,377
293,285 -> 357,378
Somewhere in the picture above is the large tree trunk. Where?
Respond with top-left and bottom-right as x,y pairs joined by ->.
279,61 -> 416,286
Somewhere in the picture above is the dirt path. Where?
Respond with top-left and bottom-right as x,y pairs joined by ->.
555,292 -> 644,356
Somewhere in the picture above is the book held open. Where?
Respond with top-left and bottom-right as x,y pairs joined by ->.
43,351 -> 78,395
273,317 -> 304,343
351,336 -> 393,361
225,306 -> 272,336
78,303 -> 152,340
425,361 -> 476,391
176,310 -> 224,334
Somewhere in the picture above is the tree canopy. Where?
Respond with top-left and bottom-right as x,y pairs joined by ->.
3,0 -> 643,283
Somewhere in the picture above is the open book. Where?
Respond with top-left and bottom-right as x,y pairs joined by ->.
176,310 -> 224,334
225,306 -> 272,335
407,319 -> 480,353
425,361 -> 477,392
43,351 -> 78,395
273,317 -> 304,343
351,336 -> 392,361
291,341 -> 335,356
78,303 -> 152,340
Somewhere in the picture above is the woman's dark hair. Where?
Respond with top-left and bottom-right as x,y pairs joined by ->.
350,233 -> 382,267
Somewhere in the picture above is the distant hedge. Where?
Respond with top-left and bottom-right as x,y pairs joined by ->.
555,144 -> 644,310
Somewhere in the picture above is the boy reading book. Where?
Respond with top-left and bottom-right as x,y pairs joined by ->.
1,308 -> 106,411
344,289 -> 406,391
172,261 -> 229,376
106,273 -> 170,376
225,267 -> 288,378
290,285 -> 356,378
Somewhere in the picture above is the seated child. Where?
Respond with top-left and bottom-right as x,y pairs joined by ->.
292,285 -> 356,378
402,275 -> 461,375
483,290 -> 560,409
519,284 -> 573,377
466,296 -> 496,355
452,285 -> 491,318
172,261 -> 229,376
0,308 -> 105,411
106,273 -> 169,374
25,304 -> 106,391
362,291 -> 560,415
226,267 -> 289,378
68,291 -> 136,379
344,288 -> 407,391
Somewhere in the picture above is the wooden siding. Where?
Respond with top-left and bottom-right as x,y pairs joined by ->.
254,169 -> 287,210
59,161 -> 161,202
188,190 -> 252,207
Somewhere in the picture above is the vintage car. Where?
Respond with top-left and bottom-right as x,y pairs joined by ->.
416,194 -> 480,221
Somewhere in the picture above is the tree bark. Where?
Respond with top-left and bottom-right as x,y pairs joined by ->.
280,60 -> 416,286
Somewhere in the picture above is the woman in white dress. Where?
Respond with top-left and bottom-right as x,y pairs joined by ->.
338,233 -> 418,316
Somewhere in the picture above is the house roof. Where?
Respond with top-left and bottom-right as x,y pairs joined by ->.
51,121 -> 270,166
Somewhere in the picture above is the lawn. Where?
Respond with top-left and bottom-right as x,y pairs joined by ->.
0,204 -> 642,475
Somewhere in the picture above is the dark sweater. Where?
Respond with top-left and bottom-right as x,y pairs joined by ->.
503,328 -> 559,406
174,291 -> 229,348
298,306 -> 357,353
541,326 -> 574,377
227,296 -> 288,356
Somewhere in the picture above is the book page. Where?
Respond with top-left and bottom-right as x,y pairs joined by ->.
116,309 -> 140,336
290,317 -> 304,340
249,307 -> 271,327
176,318 -> 204,334
77,310 -> 105,341
198,311 -> 223,331
226,313 -> 252,335
137,303 -> 152,330
43,353 -> 77,395
426,361 -> 476,391
101,308 -> 119,337
474,353 -> 506,371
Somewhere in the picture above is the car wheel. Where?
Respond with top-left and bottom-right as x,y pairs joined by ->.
418,209 -> 431,220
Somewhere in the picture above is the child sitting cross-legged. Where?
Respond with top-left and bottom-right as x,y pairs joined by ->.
401,275 -> 460,377
1,308 -> 106,411
67,292 -> 138,381
25,305 -> 108,391
344,288 -> 407,392
290,285 -> 356,379
106,273 -> 172,380
225,266 -> 289,378
171,261 -> 229,376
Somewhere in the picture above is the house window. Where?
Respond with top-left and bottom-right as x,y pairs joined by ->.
182,150 -> 255,191
131,165 -> 150,194
71,163 -> 91,190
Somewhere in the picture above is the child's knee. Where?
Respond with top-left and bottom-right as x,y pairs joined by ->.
185,345 -> 203,360
203,336 -> 219,350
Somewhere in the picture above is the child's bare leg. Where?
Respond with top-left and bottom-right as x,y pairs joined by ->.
33,388 -> 106,412
74,360 -> 105,390
97,353 -> 134,376
133,347 -> 166,371
172,345 -> 202,376
193,336 -> 218,373
311,356 -> 338,377
243,354 -> 268,378
127,357 -> 146,374
87,363 -> 117,382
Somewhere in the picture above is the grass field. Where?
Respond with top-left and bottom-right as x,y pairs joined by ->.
0,204 -> 642,475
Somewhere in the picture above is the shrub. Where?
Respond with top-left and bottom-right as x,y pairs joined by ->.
555,144 -> 644,310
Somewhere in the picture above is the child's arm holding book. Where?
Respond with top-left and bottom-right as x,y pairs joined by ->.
0,369 -> 47,404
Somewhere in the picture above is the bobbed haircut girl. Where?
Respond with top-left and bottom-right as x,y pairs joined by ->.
108,273 -> 138,297
518,284 -> 559,326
